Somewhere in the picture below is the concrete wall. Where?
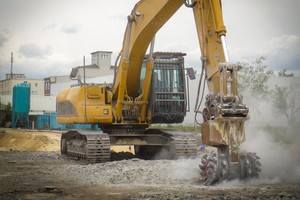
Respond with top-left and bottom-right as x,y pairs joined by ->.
0,78 -> 44,96
30,95 -> 56,113
91,51 -> 113,76
1,95 -> 56,114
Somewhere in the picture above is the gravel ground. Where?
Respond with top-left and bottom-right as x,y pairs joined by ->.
1,151 -> 300,200
1,129 -> 300,199
52,158 -> 201,186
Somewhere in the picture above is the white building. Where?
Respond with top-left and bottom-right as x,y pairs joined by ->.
45,51 -> 114,96
70,51 -> 114,81
91,51 -> 113,75
0,74 -> 56,114
0,74 -> 44,96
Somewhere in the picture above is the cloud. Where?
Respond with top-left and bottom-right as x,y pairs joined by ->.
0,52 -> 79,80
262,35 -> 299,57
18,43 -> 53,59
228,34 -> 300,74
0,29 -> 11,48
262,35 -> 300,70
61,23 -> 81,34
43,23 -> 58,30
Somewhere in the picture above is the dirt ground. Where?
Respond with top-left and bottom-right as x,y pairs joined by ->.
0,129 -> 60,152
0,128 -> 300,200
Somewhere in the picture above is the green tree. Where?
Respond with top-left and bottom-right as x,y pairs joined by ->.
237,57 -> 273,98
3,102 -> 12,112
272,85 -> 300,125
278,69 -> 294,77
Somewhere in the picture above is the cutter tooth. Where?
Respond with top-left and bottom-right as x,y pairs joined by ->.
207,155 -> 213,161
254,153 -> 260,159
222,160 -> 227,166
212,152 -> 217,157
255,160 -> 262,167
247,168 -> 252,175
207,168 -> 214,175
199,163 -> 206,170
200,170 -> 206,176
200,157 -> 206,164
246,159 -> 250,165
207,161 -> 216,170
213,157 -> 218,162
221,169 -> 227,177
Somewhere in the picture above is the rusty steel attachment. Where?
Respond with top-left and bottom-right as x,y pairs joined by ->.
199,151 -> 261,185
201,63 -> 249,162
199,62 -> 261,185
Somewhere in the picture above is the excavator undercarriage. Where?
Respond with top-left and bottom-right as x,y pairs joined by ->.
60,127 -> 198,162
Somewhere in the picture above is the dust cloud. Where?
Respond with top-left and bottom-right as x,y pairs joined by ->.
153,145 -> 201,182
168,158 -> 200,181
154,94 -> 300,185
240,95 -> 300,183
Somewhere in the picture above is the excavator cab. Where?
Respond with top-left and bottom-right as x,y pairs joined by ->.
145,52 -> 188,124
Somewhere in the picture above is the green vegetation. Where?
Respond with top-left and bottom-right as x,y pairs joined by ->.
237,57 -> 299,125
237,57 -> 273,99
271,85 -> 300,125
0,98 -> 12,126
3,102 -> 12,112
150,124 -> 199,133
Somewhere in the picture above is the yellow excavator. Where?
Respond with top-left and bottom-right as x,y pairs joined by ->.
57,0 -> 261,185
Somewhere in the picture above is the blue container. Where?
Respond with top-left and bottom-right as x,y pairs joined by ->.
12,83 -> 30,113
12,83 -> 30,128
36,115 -> 49,129
48,112 -> 66,129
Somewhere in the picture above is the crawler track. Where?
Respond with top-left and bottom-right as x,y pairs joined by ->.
171,133 -> 197,159
61,130 -> 110,163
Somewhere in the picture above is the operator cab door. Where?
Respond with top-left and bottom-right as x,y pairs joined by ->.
148,52 -> 187,124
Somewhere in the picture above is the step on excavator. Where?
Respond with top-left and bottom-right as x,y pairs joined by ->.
57,0 -> 261,185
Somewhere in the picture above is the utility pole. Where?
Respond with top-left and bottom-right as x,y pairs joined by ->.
83,56 -> 88,123
10,52 -> 13,79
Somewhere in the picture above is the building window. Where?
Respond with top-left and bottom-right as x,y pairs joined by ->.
35,83 -> 38,87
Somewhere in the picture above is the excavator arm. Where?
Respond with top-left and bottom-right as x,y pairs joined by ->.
192,0 -> 261,184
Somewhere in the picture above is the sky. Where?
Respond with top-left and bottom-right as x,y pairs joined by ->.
0,0 -> 300,80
